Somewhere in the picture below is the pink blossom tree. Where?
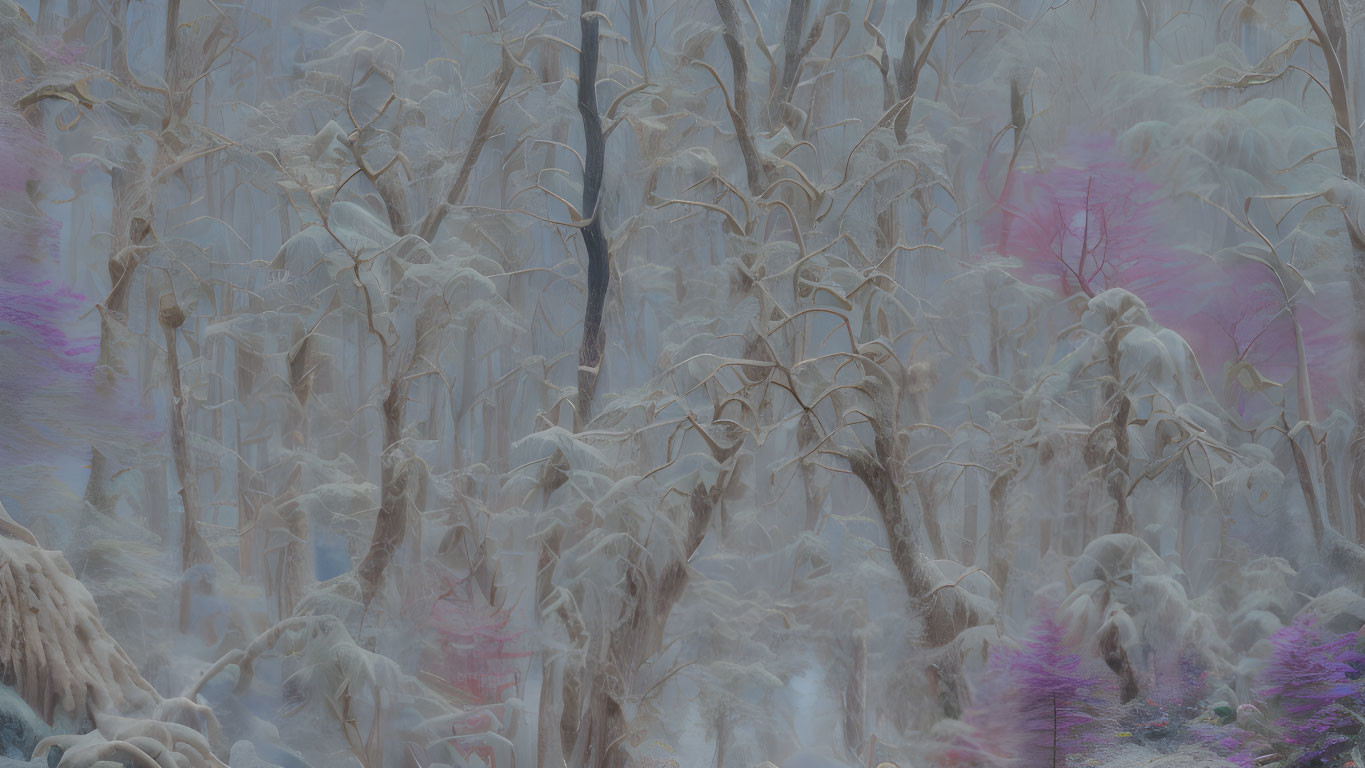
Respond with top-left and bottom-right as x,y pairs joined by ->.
993,135 -> 1195,310
1189,259 -> 1349,418
993,134 -> 1349,417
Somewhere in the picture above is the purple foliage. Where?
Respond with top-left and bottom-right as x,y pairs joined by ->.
959,612 -> 1114,768
1147,646 -> 1211,715
1188,722 -> 1256,768
1177,649 -> 1211,708
1257,614 -> 1365,765
0,108 -> 99,466
1195,615 -> 1365,768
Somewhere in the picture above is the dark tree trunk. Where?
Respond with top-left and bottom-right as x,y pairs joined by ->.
575,0 -> 610,430
1100,622 -> 1140,703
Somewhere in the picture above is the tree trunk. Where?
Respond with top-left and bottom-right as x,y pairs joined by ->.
770,0 -> 810,124
144,459 -> 169,542
574,0 -> 610,430
1109,395 -> 1133,536
892,0 -> 934,143
843,631 -> 867,761
1308,0 -> 1365,545
160,294 -> 211,634
83,166 -> 141,517
235,340 -> 262,581
987,469 -> 1013,594
714,705 -> 731,768
914,470 -> 946,560
962,473 -> 978,566
848,438 -> 959,648
851,434 -> 971,722
356,378 -> 409,609
713,0 -> 766,194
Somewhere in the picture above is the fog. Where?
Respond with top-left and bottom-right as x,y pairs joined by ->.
2,0 -> 1365,767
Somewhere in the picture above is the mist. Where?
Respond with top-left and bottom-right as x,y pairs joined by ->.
2,0 -> 1365,767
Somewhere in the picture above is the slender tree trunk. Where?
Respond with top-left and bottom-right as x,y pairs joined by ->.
108,0 -> 132,83
892,0 -> 934,143
987,469 -> 1013,593
1307,0 -> 1365,545
161,294 -> 211,634
286,332 -> 313,449
848,427 -> 955,648
713,0 -> 766,195
1291,430 -> 1326,547
144,459 -> 169,541
770,0 -> 809,124
1177,465 -> 1195,570
583,479 -> 722,768
84,166 -> 141,518
627,0 -> 649,78
1322,444 -> 1346,535
1315,0 -> 1355,179
1040,506 -> 1053,559
1067,470 -> 1089,555
37,0 -> 57,32
799,413 -> 824,531
962,473 -> 978,566
419,50 -> 514,241
574,0 -> 610,430
535,529 -> 568,768
235,341 -> 262,581
164,0 -> 180,86
714,705 -> 730,768
235,426 -> 260,582
1137,0 -> 1152,75
356,378 -> 409,609
843,631 -> 867,761
208,337 -> 223,501
1109,395 -> 1133,536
